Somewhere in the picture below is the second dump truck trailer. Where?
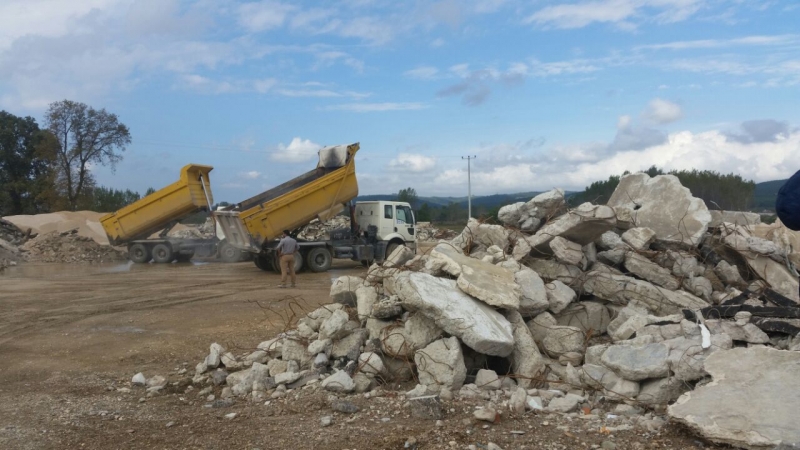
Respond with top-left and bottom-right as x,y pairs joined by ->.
215,143 -> 418,272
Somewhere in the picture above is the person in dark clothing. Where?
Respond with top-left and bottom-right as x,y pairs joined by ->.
776,170 -> 800,231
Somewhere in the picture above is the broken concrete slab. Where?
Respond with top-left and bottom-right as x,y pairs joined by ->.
714,260 -> 745,286
669,347 -> 800,450
555,301 -> 611,335
528,313 -> 585,358
621,227 -> 657,251
580,364 -> 640,400
394,272 -> 514,357
475,369 -> 502,390
636,377 -> 691,406
319,309 -> 351,340
331,329 -> 368,361
583,270 -> 709,316
450,218 -> 510,253
415,337 -> 467,392
498,202 -> 525,227
549,236 -> 587,267
526,259 -> 583,288
607,173 -> 711,246
600,342 -> 670,381
456,258 -> 521,310
503,310 -> 545,389
709,210 -> 761,228
596,231 -> 626,250
380,313 -> 442,358
526,203 -> 617,253
623,252 -> 680,290
321,370 -> 355,393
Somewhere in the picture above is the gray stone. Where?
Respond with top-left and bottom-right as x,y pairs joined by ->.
669,347 -> 800,449
714,260 -> 745,285
682,277 -> 713,301
621,227 -> 656,251
665,334 -> 733,381
555,301 -> 611,335
636,377 -> 691,406
226,362 -> 271,396
371,297 -> 403,320
274,371 -> 303,385
357,352 -> 385,376
474,406 -> 499,423
330,276 -> 364,306
257,337 -> 283,357
606,303 -> 683,342
244,350 -> 269,365
355,285 -> 378,321
526,396 -> 544,411
705,320 -> 769,344
146,375 -> 167,388
526,259 -> 583,287
352,373 -> 374,393
383,356 -> 415,382
624,252 -> 680,290
607,173 -> 711,246
408,395 -> 444,420
307,338 -> 332,356
527,203 -> 617,252
668,250 -> 701,277
509,387 -> 527,414
330,399 -> 360,414
498,202 -> 525,227
384,245 -> 415,268
515,268 -> 550,317
319,309 -> 350,340
281,339 -> 311,368
580,364 -> 639,400
600,342 -> 670,381
365,318 -> 392,340
132,372 -> 146,386
331,329 -> 368,360
503,310 -> 545,389
545,280 -> 576,314
394,272 -> 514,357
210,369 -> 229,386
528,313 -> 585,358
549,236 -> 587,267
380,313 -> 441,358
205,343 -> 225,369
546,393 -> 584,413
598,248 -> 627,266
450,219 -> 510,253
415,337 -> 467,391
585,344 -> 609,366
313,353 -> 329,368
321,370 -> 355,393
709,210 -> 761,228
596,231 -> 625,250
475,369 -> 501,390
320,416 -> 332,427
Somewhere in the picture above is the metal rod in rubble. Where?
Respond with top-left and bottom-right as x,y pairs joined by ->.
462,155 -> 476,219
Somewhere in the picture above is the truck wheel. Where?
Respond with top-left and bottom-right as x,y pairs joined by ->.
293,253 -> 304,273
306,247 -> 332,272
129,243 -> 150,263
219,242 -> 241,263
152,243 -> 174,263
254,254 -> 270,271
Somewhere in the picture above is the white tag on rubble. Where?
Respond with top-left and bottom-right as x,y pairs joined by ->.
699,323 -> 711,349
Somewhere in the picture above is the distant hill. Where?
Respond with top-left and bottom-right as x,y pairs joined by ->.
357,192 -> 574,209
752,179 -> 787,211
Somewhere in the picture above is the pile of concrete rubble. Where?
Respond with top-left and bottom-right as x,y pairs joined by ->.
296,216 -> 455,242
416,221 -> 458,241
22,229 -> 128,264
0,218 -> 32,271
174,173 -> 798,449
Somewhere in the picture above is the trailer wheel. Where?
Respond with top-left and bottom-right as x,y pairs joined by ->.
271,253 -> 304,273
152,243 -> 174,263
306,247 -> 332,272
219,242 -> 241,263
254,254 -> 270,271
129,243 -> 151,264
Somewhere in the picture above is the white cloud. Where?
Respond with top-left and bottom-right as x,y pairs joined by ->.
643,98 -> 683,124
236,1 -> 295,33
270,137 -> 322,163
404,66 -> 440,80
525,0 -> 703,30
254,78 -> 278,93
636,34 -> 800,51
389,153 -> 437,172
323,102 -> 428,112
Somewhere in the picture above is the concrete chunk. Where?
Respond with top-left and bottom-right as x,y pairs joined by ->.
515,267 -> 550,317
545,280 -> 576,314
415,337 -> 467,392
527,203 -> 617,252
549,236 -> 587,267
330,276 -> 364,306
621,227 -> 656,251
624,252 -> 680,290
600,342 -> 670,381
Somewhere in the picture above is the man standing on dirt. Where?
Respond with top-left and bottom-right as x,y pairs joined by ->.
277,230 -> 300,288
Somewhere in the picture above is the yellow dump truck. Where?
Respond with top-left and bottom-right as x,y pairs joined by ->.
99,164 -> 244,263
215,143 -> 418,272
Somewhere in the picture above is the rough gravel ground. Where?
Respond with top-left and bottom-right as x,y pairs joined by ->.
0,259 -> 724,450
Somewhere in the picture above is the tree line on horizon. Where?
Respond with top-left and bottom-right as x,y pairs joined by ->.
0,101 -> 147,216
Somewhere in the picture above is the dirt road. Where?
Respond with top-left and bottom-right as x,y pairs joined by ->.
0,260 -> 717,450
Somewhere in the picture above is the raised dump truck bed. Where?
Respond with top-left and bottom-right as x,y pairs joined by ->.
99,164 -> 243,263
215,143 -> 359,253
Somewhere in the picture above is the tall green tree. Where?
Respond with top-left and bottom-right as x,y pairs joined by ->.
397,187 -> 419,208
0,111 -> 58,215
417,202 -> 432,221
44,100 -> 131,210
80,186 -> 141,212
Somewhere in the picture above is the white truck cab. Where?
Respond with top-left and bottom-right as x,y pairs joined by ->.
354,201 -> 417,256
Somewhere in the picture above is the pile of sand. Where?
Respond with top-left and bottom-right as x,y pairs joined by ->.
4,211 -> 110,245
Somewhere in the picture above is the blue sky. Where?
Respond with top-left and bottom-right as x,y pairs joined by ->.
1,0 -> 799,202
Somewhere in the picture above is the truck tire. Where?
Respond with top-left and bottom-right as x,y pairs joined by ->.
254,254 -> 270,271
306,247 -> 332,272
219,242 -> 241,263
272,253 -> 304,273
129,243 -> 150,264
152,243 -> 174,263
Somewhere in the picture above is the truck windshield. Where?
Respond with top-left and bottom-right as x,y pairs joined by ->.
396,206 -> 414,225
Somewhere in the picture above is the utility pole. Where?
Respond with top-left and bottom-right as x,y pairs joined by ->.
462,155 -> 476,220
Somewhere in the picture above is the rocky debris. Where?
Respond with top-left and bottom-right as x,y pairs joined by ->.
21,229 -> 127,264
174,174 -> 799,449
415,222 -> 458,242
669,347 -> 800,449
1,218 -> 32,270
607,173 -> 711,246
708,210 -> 762,228
297,215 -> 351,241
